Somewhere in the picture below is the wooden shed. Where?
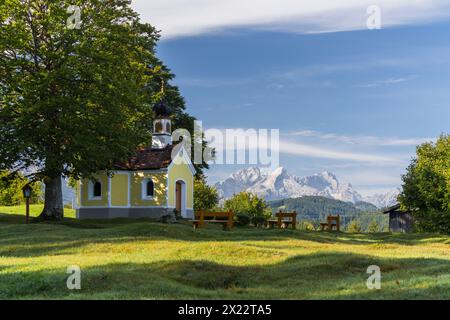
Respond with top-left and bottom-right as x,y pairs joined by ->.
383,204 -> 414,233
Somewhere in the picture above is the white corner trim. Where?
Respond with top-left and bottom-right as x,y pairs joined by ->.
108,176 -> 112,207
166,172 -> 169,207
128,172 -> 131,208
78,181 -> 83,208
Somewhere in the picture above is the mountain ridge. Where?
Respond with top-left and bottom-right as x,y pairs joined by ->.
269,196 -> 379,217
214,166 -> 399,208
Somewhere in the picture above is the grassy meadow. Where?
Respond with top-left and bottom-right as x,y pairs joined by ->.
0,205 -> 449,300
0,204 -> 76,219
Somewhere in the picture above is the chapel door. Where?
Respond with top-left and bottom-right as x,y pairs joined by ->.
176,181 -> 182,213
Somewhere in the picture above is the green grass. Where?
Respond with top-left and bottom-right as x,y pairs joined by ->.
0,206 -> 449,300
0,204 -> 76,219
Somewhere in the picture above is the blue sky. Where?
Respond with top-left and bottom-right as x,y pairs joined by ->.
133,1 -> 450,196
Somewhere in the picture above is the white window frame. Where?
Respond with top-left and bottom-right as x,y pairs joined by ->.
141,178 -> 155,200
88,180 -> 102,200
154,119 -> 171,134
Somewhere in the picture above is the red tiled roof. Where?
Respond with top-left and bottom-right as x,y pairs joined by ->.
114,145 -> 174,170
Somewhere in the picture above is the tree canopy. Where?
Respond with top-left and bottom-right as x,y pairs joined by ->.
0,0 -> 205,219
399,134 -> 450,233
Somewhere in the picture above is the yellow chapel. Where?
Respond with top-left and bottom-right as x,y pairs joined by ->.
75,101 -> 195,219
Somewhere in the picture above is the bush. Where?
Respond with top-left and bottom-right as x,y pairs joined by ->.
347,220 -> 362,233
251,216 -> 267,228
299,221 -> 315,231
367,220 -> 380,233
160,214 -> 172,224
224,192 -> 269,218
235,213 -> 251,226
0,170 -> 42,206
173,209 -> 182,220
194,177 -> 219,211
311,221 -> 322,231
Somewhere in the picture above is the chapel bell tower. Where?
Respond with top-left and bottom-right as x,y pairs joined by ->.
152,100 -> 172,149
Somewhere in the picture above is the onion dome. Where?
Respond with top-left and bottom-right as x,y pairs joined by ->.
152,100 -> 171,118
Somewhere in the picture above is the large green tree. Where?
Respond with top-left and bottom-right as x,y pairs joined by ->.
0,0 -> 203,219
399,134 -> 450,233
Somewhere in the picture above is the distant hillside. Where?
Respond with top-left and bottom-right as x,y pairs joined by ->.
269,196 -> 378,219
354,201 -> 379,212
269,196 -> 386,230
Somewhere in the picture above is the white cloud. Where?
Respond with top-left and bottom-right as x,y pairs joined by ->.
343,171 -> 402,186
132,0 -> 450,39
278,140 -> 402,164
357,187 -> 401,197
356,75 -> 418,88
205,128 -> 403,164
277,59 -> 421,82
288,130 -> 434,146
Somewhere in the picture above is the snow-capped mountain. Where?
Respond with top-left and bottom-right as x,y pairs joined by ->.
214,167 -> 363,203
214,166 -> 266,199
363,190 -> 400,209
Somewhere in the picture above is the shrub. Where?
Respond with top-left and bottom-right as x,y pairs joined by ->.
0,170 -> 42,206
173,209 -> 182,220
367,219 -> 380,233
224,192 -> 269,218
194,177 -> 219,211
251,216 -> 267,228
299,221 -> 315,231
235,213 -> 251,226
160,214 -> 172,224
311,221 -> 322,231
347,220 -> 362,233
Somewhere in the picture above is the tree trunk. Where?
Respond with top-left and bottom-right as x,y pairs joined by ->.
38,175 -> 64,220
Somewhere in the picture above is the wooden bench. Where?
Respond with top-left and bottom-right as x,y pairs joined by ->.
190,210 -> 234,231
320,215 -> 340,231
267,211 -> 297,230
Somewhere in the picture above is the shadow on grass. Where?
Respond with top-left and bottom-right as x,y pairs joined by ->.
0,252 -> 448,299
0,213 -> 448,259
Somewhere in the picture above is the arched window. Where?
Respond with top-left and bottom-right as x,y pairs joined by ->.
165,122 -> 171,133
155,121 -> 163,133
93,181 -> 102,198
146,180 -> 154,197
142,179 -> 154,199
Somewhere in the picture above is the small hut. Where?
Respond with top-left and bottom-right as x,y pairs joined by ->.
383,204 -> 414,233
